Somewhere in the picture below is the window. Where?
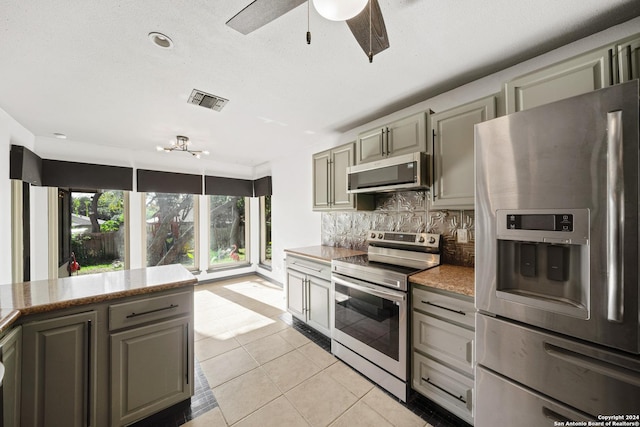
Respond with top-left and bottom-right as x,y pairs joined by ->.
144,192 -> 198,270
260,195 -> 271,266
209,195 -> 249,269
60,190 -> 127,277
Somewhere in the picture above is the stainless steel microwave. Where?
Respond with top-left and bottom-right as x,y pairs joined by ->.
347,152 -> 429,194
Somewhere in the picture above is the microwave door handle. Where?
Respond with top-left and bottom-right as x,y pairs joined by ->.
606,110 -> 624,323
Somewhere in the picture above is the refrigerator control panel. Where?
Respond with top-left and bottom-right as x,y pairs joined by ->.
496,209 -> 589,245
506,213 -> 573,232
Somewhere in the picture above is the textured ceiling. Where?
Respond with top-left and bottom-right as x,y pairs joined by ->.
1,0 -> 639,169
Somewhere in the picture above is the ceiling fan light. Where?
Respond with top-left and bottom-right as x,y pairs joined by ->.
312,0 -> 368,21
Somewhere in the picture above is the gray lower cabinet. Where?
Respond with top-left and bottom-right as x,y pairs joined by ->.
616,35 -> 640,82
286,255 -> 332,337
15,286 -> 194,427
504,45 -> 614,114
109,290 -> 194,427
110,317 -> 192,426
0,326 -> 22,427
21,311 -> 98,427
313,142 -> 373,211
430,96 -> 495,209
411,286 -> 475,425
356,112 -> 428,164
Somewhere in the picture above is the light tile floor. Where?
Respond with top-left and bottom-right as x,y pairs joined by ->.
182,275 -> 456,427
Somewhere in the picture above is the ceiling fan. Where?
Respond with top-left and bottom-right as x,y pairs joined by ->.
226,0 -> 389,62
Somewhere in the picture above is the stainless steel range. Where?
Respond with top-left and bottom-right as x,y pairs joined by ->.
331,230 -> 441,402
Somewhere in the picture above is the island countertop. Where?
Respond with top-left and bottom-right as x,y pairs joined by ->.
410,265 -> 475,297
0,264 -> 197,333
285,246 -> 366,263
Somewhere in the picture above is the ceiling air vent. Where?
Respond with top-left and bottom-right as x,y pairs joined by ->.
188,89 -> 229,112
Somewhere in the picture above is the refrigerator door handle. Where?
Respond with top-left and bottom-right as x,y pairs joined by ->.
544,342 -> 640,387
606,110 -> 624,323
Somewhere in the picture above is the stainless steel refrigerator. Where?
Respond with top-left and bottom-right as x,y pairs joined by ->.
475,80 -> 640,426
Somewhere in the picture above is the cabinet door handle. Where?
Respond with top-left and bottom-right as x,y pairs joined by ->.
327,159 -> 332,206
385,128 -> 390,156
86,318 -> 93,427
423,377 -> 466,403
423,300 -> 466,316
431,128 -> 437,199
380,129 -> 385,157
185,323 -> 190,385
126,304 -> 179,319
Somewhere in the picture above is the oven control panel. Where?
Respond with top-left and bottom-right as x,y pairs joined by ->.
367,230 -> 441,248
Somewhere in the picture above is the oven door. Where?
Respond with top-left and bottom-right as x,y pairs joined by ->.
331,273 -> 407,379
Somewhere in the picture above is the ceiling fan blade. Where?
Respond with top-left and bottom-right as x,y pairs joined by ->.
226,0 -> 307,35
346,0 -> 389,58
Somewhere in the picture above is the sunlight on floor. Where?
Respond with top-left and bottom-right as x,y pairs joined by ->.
194,277 -> 286,342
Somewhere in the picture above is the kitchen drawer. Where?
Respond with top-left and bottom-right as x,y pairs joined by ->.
286,256 -> 331,281
412,352 -> 473,425
412,311 -> 474,375
477,314 -> 640,417
412,287 -> 475,329
476,366 -> 593,427
109,291 -> 193,331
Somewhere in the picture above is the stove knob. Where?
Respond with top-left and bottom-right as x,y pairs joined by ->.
428,236 -> 436,244
418,236 -> 425,243
378,233 -> 383,239
370,233 -> 376,239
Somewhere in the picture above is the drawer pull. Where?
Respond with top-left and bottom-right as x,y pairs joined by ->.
423,377 -> 466,403
423,301 -> 466,316
126,304 -> 179,319
291,262 -> 323,273
542,406 -> 571,422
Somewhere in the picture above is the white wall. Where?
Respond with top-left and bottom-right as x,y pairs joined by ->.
2,16 -> 639,285
0,109 -> 36,284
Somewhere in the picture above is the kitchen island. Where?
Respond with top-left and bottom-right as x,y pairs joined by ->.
0,264 -> 197,427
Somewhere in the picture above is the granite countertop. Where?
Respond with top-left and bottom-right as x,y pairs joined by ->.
285,246 -> 366,263
0,264 -> 197,333
410,265 -> 475,297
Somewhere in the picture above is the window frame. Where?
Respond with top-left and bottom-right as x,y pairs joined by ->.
206,195 -> 251,272
259,195 -> 272,269
141,192 -> 199,272
50,188 -> 130,278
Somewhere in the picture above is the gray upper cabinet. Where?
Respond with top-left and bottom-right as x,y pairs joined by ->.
1,326 -> 22,427
21,311 -> 98,427
504,45 -> 614,114
356,112 -> 428,164
431,96 -> 495,209
313,142 -> 373,211
616,34 -> 640,83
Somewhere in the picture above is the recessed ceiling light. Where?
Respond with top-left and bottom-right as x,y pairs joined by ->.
148,32 -> 173,49
53,133 -> 67,139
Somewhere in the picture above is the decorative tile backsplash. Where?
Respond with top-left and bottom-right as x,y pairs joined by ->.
321,191 -> 475,267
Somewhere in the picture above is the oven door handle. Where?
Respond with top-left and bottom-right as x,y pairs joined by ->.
333,276 -> 406,303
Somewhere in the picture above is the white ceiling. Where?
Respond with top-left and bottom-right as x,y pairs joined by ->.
1,0 -> 639,170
